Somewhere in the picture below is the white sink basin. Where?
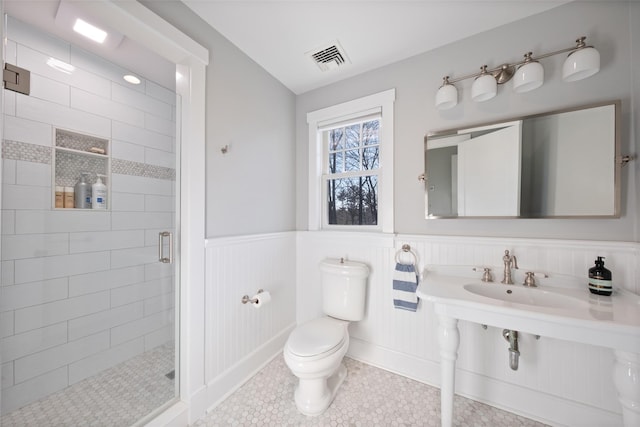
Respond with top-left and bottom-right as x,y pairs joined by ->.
416,270 -> 640,427
416,271 -> 640,351
463,283 -> 585,309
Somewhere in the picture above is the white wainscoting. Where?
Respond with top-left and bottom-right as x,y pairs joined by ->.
203,232 -> 297,410
297,231 -> 639,427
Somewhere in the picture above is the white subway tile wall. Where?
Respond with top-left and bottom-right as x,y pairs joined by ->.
1,17 -> 177,415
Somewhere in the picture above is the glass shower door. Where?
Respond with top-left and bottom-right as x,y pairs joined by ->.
0,12 -> 179,426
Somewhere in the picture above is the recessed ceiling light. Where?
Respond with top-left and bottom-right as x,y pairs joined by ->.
47,58 -> 75,74
73,18 -> 107,44
123,74 -> 141,85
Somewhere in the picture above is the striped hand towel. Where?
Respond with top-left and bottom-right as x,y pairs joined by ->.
393,262 -> 419,312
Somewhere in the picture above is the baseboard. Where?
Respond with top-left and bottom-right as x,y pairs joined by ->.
202,324 -> 295,414
347,336 -> 441,386
348,337 -> 621,427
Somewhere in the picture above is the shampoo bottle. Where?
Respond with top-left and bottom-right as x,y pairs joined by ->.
588,256 -> 612,296
92,174 -> 107,210
74,172 -> 92,209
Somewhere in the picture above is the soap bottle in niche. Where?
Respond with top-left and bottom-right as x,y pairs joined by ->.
63,187 -> 74,208
92,174 -> 107,210
55,186 -> 64,208
74,172 -> 92,209
588,256 -> 612,296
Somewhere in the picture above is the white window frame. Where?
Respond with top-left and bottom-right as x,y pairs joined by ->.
307,89 -> 395,232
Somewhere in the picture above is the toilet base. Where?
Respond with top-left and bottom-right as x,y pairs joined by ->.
294,363 -> 347,416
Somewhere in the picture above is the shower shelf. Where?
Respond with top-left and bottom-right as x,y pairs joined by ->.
54,146 -> 109,158
53,128 -> 111,210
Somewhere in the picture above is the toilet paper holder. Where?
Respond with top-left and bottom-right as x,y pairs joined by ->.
241,289 -> 264,304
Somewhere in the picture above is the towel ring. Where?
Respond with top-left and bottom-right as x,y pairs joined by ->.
395,244 -> 418,266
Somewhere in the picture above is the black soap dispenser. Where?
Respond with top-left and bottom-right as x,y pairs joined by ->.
588,256 -> 612,296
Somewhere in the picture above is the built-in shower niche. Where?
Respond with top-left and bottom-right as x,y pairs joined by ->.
53,128 -> 110,210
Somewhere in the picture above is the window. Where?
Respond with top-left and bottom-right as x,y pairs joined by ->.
324,118 -> 380,225
307,89 -> 395,232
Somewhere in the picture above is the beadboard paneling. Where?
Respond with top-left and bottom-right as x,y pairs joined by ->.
297,231 -> 639,426
204,233 -> 297,384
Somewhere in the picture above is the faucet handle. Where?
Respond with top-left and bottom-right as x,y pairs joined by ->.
473,267 -> 493,282
522,271 -> 549,287
523,272 -> 537,287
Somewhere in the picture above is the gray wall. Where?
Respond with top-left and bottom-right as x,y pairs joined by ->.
296,1 -> 639,241
141,1 -> 296,238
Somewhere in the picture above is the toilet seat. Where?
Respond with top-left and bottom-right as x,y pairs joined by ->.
286,317 -> 347,360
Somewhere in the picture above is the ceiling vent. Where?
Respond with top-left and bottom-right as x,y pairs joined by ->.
307,41 -> 350,72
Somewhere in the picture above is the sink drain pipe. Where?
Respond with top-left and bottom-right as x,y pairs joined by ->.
502,329 -> 520,370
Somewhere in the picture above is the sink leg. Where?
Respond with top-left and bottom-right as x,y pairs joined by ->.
437,315 -> 460,427
613,350 -> 640,427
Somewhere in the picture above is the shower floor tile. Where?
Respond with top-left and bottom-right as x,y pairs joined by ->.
194,355 -> 548,427
0,343 -> 175,427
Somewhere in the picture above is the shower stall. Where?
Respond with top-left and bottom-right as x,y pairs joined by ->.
1,3 -> 180,425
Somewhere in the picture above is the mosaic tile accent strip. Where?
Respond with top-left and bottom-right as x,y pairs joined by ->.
195,355 -> 549,427
2,140 -> 175,182
112,158 -> 176,181
0,343 -> 176,427
2,140 -> 51,164
55,150 -> 108,187
56,128 -> 109,154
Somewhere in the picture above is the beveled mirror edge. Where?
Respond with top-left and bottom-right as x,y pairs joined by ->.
424,100 -> 623,220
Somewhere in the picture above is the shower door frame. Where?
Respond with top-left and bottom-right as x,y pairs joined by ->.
0,1 -> 209,425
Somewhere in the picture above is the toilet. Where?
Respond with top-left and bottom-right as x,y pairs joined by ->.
284,258 -> 369,416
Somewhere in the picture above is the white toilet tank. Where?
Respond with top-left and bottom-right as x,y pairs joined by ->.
320,258 -> 369,321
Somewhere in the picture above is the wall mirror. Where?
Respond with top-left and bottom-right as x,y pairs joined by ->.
424,101 -> 621,218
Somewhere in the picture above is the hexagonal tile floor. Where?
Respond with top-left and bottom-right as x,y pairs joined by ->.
0,343 -> 175,427
194,355 -> 548,426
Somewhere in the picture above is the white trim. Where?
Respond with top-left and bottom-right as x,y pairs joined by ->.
204,231 -> 297,248
307,89 -> 395,124
142,402 -> 189,427
204,324 -> 295,413
307,89 -> 395,233
71,1 -> 208,65
317,109 -> 381,131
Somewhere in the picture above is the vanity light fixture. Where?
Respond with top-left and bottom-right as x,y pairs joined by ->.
435,36 -> 600,110
435,76 -> 457,110
471,65 -> 497,102
562,38 -> 600,82
513,52 -> 544,93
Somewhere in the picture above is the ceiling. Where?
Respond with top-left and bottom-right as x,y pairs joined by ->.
3,1 -> 569,95
182,0 -> 569,94
4,0 -> 176,89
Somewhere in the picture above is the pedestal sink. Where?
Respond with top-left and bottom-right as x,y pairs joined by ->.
416,271 -> 640,427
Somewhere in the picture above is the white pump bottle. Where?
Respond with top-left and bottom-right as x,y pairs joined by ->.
92,174 -> 107,210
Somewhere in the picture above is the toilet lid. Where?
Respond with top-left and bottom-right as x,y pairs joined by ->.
287,317 -> 346,357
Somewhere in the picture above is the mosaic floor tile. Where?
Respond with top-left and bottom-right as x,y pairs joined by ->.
1,348 -> 548,426
1,343 -> 175,427
194,355 -> 548,427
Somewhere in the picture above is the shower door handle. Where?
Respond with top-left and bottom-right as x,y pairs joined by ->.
158,231 -> 173,264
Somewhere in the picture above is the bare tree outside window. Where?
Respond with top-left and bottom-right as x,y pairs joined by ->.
326,119 -> 380,225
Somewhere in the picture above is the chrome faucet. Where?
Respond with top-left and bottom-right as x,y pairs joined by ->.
501,250 -> 518,284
